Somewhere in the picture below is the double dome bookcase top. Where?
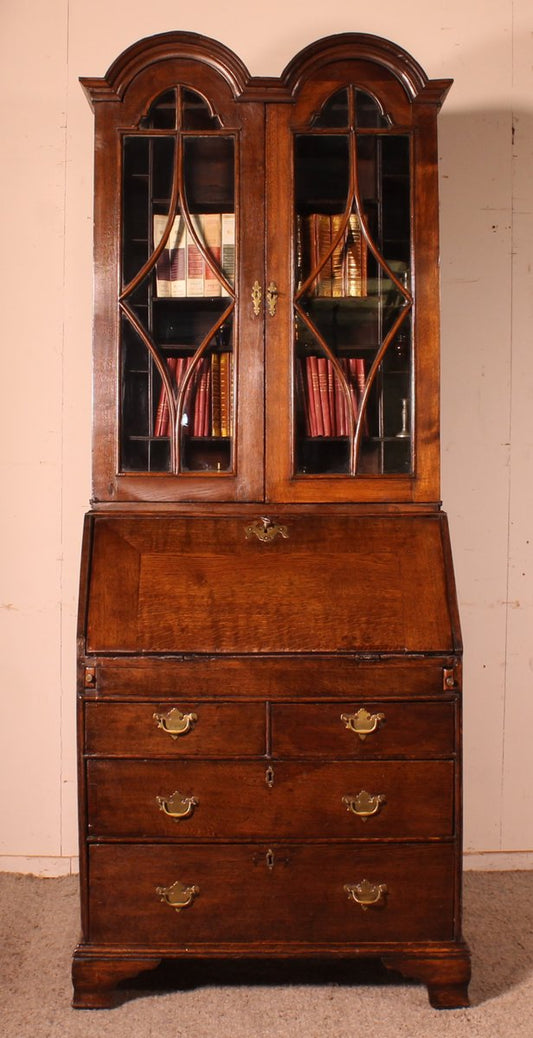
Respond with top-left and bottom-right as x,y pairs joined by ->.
80,30 -> 452,506
73,30 -> 470,1012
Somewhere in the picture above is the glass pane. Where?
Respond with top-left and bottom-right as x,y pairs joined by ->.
183,136 -> 235,213
311,88 -> 349,128
182,88 -> 221,130
295,135 -> 349,217
141,89 -> 176,130
295,321 -> 352,475
354,89 -> 388,128
311,88 -> 389,129
152,138 -> 175,203
120,117 -> 236,475
293,111 -> 411,478
179,320 -> 234,473
152,211 -> 235,299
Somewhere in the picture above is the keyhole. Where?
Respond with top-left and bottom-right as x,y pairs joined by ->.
265,766 -> 274,788
266,849 -> 275,870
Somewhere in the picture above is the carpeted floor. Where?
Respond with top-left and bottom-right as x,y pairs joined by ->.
1,870 -> 532,1037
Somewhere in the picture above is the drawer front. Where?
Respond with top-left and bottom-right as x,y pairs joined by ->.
87,842 -> 456,946
86,760 -> 454,840
272,701 -> 455,758
84,701 -> 266,757
88,657 -> 456,699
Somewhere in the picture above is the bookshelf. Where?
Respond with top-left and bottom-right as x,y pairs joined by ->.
74,33 -> 469,1012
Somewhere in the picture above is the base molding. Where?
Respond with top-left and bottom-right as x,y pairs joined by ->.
72,941 -> 471,1010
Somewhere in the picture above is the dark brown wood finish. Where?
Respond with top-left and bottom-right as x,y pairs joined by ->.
84,513 -> 459,654
83,35 -> 265,504
85,653 -> 459,696
74,32 -> 469,1010
84,699 -> 456,757
87,842 -> 457,945
86,759 -> 455,839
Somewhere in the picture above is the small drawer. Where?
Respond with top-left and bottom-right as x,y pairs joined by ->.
87,841 -> 456,946
271,700 -> 455,758
84,701 -> 266,757
86,759 -> 454,840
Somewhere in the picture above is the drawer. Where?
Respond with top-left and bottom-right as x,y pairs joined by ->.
87,842 -> 456,946
86,760 -> 454,839
271,700 -> 455,758
87,656 -> 457,699
84,701 -> 266,757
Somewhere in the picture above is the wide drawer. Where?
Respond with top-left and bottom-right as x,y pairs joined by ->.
85,656 -> 458,699
86,760 -> 454,840
84,701 -> 266,757
87,842 -> 456,946
272,700 -> 455,758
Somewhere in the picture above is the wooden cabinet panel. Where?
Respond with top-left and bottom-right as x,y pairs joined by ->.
87,759 -> 454,839
86,514 -> 458,655
87,842 -> 456,946
272,700 -> 456,758
84,701 -> 266,757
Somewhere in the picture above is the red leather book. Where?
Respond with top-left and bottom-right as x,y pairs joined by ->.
317,356 -> 332,436
154,357 -> 177,436
308,356 -> 322,436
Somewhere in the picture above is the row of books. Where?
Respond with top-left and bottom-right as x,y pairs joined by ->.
298,355 -> 367,438
296,213 -> 368,298
154,354 -> 233,438
153,213 -> 235,298
154,210 -> 365,301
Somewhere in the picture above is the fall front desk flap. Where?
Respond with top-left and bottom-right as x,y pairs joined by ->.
83,513 -> 460,655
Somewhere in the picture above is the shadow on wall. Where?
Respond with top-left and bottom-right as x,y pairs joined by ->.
436,105 -> 533,858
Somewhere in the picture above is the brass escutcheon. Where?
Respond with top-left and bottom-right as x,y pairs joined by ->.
245,517 -> 289,543
251,279 -> 262,317
153,707 -> 198,739
156,790 -> 198,820
266,281 -> 278,317
156,879 -> 199,912
342,790 -> 386,821
340,707 -> 385,741
344,879 -> 388,911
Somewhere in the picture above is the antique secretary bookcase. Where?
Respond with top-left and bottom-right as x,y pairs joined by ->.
73,31 -> 471,1009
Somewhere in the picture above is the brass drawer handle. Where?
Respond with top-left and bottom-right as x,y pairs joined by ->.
156,879 -> 199,912
245,517 -> 289,542
342,790 -> 386,821
156,790 -> 198,820
153,707 -> 198,739
340,707 -> 385,741
344,879 -> 388,911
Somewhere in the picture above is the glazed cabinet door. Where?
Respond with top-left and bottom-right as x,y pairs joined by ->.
83,39 -> 265,502
265,43 -> 448,503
